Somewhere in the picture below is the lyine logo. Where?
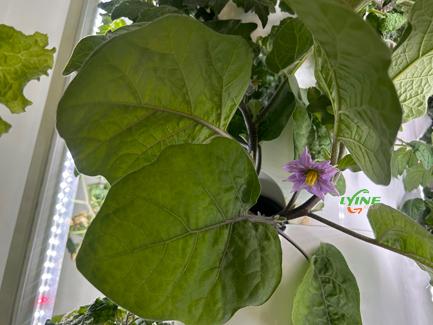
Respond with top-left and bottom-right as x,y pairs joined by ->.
340,189 -> 381,214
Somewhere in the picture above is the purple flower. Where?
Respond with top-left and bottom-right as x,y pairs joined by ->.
282,147 -> 339,201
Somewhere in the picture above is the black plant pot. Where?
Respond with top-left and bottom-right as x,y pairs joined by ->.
250,172 -> 285,216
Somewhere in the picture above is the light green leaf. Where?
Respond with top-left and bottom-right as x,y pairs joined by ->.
391,147 -> 413,177
248,99 -> 262,121
57,15 -> 253,183
337,154 -> 362,173
410,140 -> 433,170
0,24 -> 55,136
0,117 -> 12,136
292,103 -> 311,159
390,0 -> 433,123
404,163 -> 433,191
368,204 -> 433,284
285,0 -> 402,185
401,198 -> 426,220
308,115 -> 332,162
265,17 -> 313,74
292,243 -> 362,325
76,138 -> 282,325
379,11 -> 407,33
111,0 -> 154,21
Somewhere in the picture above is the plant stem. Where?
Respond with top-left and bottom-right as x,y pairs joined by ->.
397,137 -> 411,146
238,102 -> 258,156
284,191 -> 300,211
276,228 -> 310,261
255,144 -> 262,176
255,77 -> 288,125
307,212 -> 412,260
278,195 -> 321,220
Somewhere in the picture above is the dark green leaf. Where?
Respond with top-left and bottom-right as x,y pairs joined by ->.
306,94 -> 334,126
404,163 -> 433,192
76,138 -> 282,325
368,204 -> 433,284
250,57 -> 285,106
257,82 -> 297,141
232,0 -> 276,28
265,17 -> 314,74
111,0 -> 154,21
307,87 -> 321,103
204,20 -> 259,56
337,154 -> 362,173
286,0 -> 402,185
390,0 -> 433,123
391,147 -> 413,177
292,243 -> 362,325
0,24 -> 55,136
278,0 -> 294,14
58,15 -> 252,183
292,103 -> 311,159
401,198 -> 426,220
409,140 -> 433,170
66,236 -> 77,255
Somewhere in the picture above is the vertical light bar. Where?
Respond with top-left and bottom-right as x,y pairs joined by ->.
31,151 -> 79,325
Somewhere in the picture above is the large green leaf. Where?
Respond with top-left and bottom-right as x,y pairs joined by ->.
57,15 -> 253,183
135,6 -> 184,22
0,24 -> 55,136
390,0 -> 433,123
265,17 -> 313,74
285,0 -> 402,185
76,138 -> 282,325
368,204 -> 433,283
292,243 -> 362,325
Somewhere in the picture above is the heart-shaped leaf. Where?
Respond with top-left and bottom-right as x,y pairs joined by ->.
337,154 -> 361,173
401,198 -> 426,220
292,243 -> 362,325
368,204 -> 433,283
389,0 -> 433,123
76,137 -> 282,325
391,147 -> 413,177
57,15 -> 253,183
285,0 -> 402,185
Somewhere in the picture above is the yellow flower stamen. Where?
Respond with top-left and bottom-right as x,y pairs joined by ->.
305,170 -> 318,186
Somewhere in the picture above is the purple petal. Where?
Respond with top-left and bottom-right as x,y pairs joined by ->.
308,182 -> 325,201
282,160 -> 308,173
320,168 -> 338,181
311,160 -> 331,172
291,181 -> 310,192
317,177 -> 340,196
299,147 -> 313,169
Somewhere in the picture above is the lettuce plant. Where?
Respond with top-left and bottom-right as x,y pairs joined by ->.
53,0 -> 433,323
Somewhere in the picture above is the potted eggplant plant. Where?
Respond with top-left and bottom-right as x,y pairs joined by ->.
48,0 -> 433,324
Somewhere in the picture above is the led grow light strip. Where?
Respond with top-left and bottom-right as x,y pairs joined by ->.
32,151 -> 79,325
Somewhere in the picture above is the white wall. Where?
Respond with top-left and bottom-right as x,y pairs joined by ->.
0,0 -> 72,284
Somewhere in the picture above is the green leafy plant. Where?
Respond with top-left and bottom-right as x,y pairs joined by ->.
0,24 -> 55,136
52,0 -> 433,323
